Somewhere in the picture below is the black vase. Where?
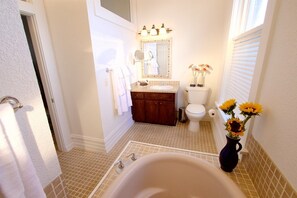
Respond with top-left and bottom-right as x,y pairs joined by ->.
219,135 -> 242,172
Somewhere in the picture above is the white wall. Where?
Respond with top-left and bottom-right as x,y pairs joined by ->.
0,0 -> 61,187
252,0 -> 297,190
136,0 -> 233,111
44,0 -> 105,150
86,0 -> 137,151
44,0 -> 137,151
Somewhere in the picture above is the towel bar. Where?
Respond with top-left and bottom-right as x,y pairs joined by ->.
0,96 -> 23,111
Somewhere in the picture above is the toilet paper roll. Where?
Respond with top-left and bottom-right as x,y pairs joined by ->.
208,109 -> 216,118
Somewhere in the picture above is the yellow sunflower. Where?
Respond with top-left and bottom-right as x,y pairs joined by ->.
225,117 -> 245,138
239,102 -> 263,116
219,99 -> 236,115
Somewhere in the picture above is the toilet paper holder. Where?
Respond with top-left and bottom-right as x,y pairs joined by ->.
208,107 -> 218,118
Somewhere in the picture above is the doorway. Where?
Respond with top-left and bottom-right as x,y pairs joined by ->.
21,15 -> 58,150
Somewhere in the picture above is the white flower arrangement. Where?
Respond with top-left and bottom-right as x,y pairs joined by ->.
188,64 -> 213,86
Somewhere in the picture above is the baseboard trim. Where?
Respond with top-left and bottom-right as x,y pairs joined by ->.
104,116 -> 134,153
211,110 -> 226,152
64,142 -> 74,152
71,134 -> 105,152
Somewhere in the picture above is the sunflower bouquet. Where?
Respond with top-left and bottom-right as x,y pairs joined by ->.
219,99 -> 263,139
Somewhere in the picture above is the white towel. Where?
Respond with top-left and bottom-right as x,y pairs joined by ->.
110,65 -> 132,115
0,103 -> 45,198
110,68 -> 123,115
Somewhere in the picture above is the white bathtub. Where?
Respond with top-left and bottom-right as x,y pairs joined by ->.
102,152 -> 245,198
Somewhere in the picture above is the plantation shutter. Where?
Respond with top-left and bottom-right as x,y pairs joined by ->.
224,26 -> 262,105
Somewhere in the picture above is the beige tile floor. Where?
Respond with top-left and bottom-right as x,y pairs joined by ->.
58,121 -> 257,198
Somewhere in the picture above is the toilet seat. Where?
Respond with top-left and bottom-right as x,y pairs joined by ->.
186,104 -> 205,116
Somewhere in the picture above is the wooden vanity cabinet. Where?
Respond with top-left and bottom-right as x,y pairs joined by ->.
131,92 -> 177,126
131,92 -> 146,122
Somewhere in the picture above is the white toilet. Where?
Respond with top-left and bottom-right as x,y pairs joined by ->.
185,86 -> 210,132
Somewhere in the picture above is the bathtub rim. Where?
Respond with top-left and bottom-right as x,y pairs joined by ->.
88,140 -> 221,197
101,151 -> 246,198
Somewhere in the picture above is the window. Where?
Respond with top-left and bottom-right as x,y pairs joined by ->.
246,0 -> 268,31
225,26 -> 262,106
219,0 -> 268,110
230,0 -> 268,37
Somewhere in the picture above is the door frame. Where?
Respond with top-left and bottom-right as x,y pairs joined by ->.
19,1 -> 72,151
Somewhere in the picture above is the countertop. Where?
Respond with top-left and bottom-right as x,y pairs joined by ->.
131,81 -> 179,93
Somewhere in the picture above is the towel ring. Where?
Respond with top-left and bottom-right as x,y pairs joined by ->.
0,96 -> 23,111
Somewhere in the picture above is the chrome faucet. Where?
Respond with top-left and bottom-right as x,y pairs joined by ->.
115,160 -> 124,169
127,153 -> 137,161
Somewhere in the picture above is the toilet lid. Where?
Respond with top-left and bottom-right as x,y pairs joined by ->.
187,104 -> 205,113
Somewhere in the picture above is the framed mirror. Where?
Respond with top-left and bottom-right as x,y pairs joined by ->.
141,39 -> 172,78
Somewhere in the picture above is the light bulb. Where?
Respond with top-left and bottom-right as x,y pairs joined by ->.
159,23 -> 167,35
140,26 -> 148,36
150,25 -> 157,36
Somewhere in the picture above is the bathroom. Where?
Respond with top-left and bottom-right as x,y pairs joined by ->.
0,0 -> 296,197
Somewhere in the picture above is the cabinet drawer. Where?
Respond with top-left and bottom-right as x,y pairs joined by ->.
131,92 -> 144,99
145,93 -> 174,101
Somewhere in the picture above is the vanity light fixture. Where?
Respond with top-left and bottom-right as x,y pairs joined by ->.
139,23 -> 172,37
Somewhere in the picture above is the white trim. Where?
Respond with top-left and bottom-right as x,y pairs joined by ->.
18,0 -> 72,152
64,141 -> 74,152
93,0 -> 137,32
211,102 -> 227,152
71,134 -> 105,152
233,25 -> 263,41
131,141 -> 220,157
243,0 -> 278,139
248,0 -> 278,102
104,116 -> 134,152
18,1 -> 35,14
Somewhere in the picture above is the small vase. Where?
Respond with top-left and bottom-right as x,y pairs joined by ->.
193,76 -> 198,85
219,135 -> 242,172
190,76 -> 197,87
197,75 -> 205,87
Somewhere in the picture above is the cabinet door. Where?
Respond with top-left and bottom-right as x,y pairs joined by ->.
158,101 -> 176,125
132,100 -> 146,122
145,100 -> 159,124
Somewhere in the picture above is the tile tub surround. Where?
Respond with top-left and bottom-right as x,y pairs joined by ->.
90,141 -> 259,198
243,134 -> 297,198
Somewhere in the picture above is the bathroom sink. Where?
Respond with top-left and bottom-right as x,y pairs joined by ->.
149,85 -> 173,90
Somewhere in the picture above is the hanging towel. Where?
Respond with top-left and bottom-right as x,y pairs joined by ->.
120,65 -> 132,109
110,64 -> 133,115
0,103 -> 45,198
110,67 -> 123,115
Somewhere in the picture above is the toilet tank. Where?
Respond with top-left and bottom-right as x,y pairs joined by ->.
186,87 -> 209,104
